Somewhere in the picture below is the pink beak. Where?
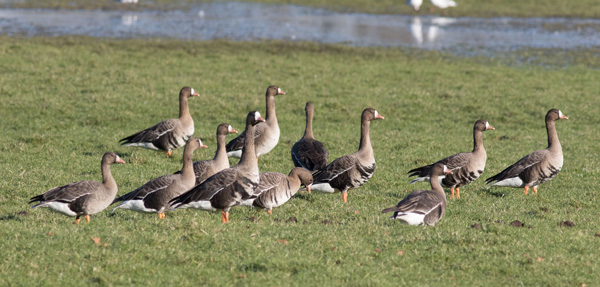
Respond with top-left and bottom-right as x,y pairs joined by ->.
278,90 -> 286,95
257,116 -> 266,122
487,125 -> 495,130
560,115 -> 569,120
376,114 -> 385,120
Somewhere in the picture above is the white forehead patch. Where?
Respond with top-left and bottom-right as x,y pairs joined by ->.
228,125 -> 234,132
485,121 -> 490,128
255,111 -> 262,120
277,88 -> 282,94
374,110 -> 379,118
116,155 -> 122,162
191,88 -> 195,95
443,165 -> 449,173
558,110 -> 563,118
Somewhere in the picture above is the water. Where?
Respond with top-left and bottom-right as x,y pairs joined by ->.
1,2 -> 599,53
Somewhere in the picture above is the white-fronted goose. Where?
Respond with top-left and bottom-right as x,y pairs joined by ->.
486,109 -> 568,195
119,86 -> 199,157
176,123 -> 237,185
408,119 -> 494,199
311,108 -> 384,202
226,85 -> 285,158
291,102 -> 329,172
29,152 -> 126,224
170,111 -> 265,223
382,163 -> 453,226
112,137 -> 207,219
240,167 -> 313,214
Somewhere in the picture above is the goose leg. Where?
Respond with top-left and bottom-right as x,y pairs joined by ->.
450,188 -> 455,199
456,187 -> 460,199
75,216 -> 81,224
158,213 -> 165,219
524,186 -> 529,195
166,150 -> 172,158
342,192 -> 348,203
267,210 -> 272,215
533,186 -> 538,195
85,215 -> 91,223
221,211 -> 229,223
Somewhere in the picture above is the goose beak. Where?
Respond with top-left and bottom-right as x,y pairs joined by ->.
487,125 -> 495,130
230,129 -> 238,133
278,88 -> 286,95
257,116 -> 266,123
560,115 -> 569,120
200,144 -> 208,148
116,156 -> 126,164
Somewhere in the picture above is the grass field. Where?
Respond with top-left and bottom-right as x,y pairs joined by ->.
4,0 -> 600,18
1,36 -> 600,286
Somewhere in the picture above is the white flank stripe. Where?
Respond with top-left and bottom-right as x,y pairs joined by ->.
492,177 -> 524,187
178,200 -> 216,211
112,200 -> 157,213
227,150 -> 243,158
35,202 -> 78,217
391,212 -> 425,226
311,183 -> 336,193
239,199 -> 256,207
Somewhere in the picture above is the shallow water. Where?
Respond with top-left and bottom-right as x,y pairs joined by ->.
1,2 -> 599,53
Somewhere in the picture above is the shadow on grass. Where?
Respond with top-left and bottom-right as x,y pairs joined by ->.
0,211 -> 29,221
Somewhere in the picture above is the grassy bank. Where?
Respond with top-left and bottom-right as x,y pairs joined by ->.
1,36 -> 599,286
4,0 -> 600,18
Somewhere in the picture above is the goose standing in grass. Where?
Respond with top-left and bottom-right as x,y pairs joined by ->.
240,167 -> 313,214
291,102 -> 329,172
311,108 -> 384,202
485,109 -> 568,195
29,152 -> 126,224
408,119 -> 494,199
186,123 -> 237,185
226,85 -> 285,158
119,86 -> 199,157
382,163 -> 453,226
112,138 -> 207,219
170,111 -> 265,223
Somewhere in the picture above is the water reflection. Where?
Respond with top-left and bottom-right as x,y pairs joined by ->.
0,2 -> 599,54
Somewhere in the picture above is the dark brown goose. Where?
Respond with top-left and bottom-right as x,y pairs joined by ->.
170,111 -> 265,223
226,85 -> 285,158
178,123 -> 237,185
119,86 -> 199,157
240,167 -> 313,214
486,109 -> 568,195
382,163 -> 453,226
291,102 -> 329,172
112,138 -> 207,219
311,108 -> 384,202
408,119 -> 494,199
29,152 -> 126,224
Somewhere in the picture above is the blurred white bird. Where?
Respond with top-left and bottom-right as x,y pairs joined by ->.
407,0 -> 457,11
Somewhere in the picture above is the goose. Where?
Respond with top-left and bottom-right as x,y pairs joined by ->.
226,85 -> 285,158
112,137 -> 207,219
291,102 -> 329,173
119,86 -> 199,157
170,111 -> 265,223
240,167 -> 313,214
311,108 -> 384,202
179,123 -> 237,185
382,163 -> 453,226
408,119 -> 494,199
485,109 -> 568,195
29,152 -> 125,224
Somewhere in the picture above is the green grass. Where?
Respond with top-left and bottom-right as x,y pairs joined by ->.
4,0 -> 600,18
1,36 -> 600,286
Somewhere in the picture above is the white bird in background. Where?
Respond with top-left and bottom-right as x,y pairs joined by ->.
431,0 -> 457,9
407,0 -> 423,11
407,0 -> 457,11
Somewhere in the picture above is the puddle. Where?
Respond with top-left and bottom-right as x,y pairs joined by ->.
1,2 -> 599,54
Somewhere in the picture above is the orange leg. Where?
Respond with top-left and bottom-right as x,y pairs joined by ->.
158,213 -> 165,219
165,150 -> 172,157
221,211 -> 229,223
306,186 -> 311,194
342,193 -> 348,203
267,210 -> 272,215
524,186 -> 529,195
75,216 -> 81,224
456,187 -> 461,199
533,187 -> 538,195
85,215 -> 91,223
450,188 -> 455,200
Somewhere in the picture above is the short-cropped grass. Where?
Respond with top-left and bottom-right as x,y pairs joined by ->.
1,36 -> 599,286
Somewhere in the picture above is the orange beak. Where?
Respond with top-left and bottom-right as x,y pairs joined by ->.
376,114 -> 384,120
560,115 -> 569,120
487,125 -> 495,130
257,116 -> 266,123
